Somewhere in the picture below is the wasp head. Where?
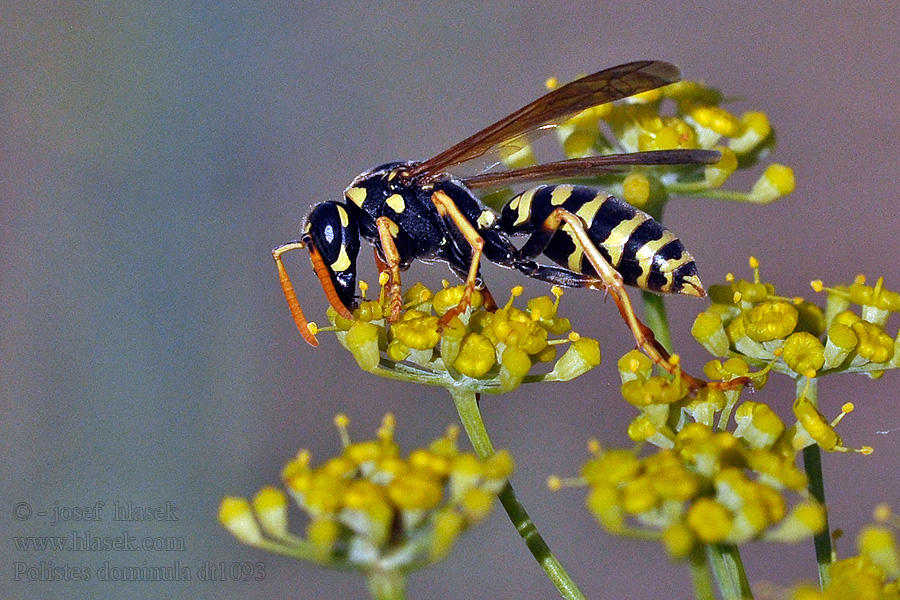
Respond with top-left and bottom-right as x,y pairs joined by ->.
303,201 -> 361,314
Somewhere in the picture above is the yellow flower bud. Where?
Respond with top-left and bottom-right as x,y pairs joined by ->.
623,172 -> 651,207
692,310 -> 731,356
403,282 -> 432,306
500,346 -> 532,391
729,111 -> 771,153
386,338 -> 410,361
355,299 -> 384,322
388,473 -> 444,510
618,349 -> 653,382
734,401 -> 786,449
345,320 -> 381,371
483,449 -> 516,483
460,488 -> 495,522
793,397 -> 840,451
307,518 -> 341,559
392,310 -> 441,350
782,332 -> 826,376
621,376 -> 688,407
252,486 -> 289,539
432,285 -> 483,316
218,497 -> 263,545
586,484 -> 626,532
858,525 -> 900,578
688,498 -> 733,543
452,333 -> 497,377
580,450 -> 641,485
823,323 -> 857,369
851,320 -> 894,364
621,477 -> 658,514
548,337 -> 601,381
704,146 -> 737,187
429,509 -> 464,561
748,164 -> 795,203
742,301 -> 798,342
438,317 -> 467,366
663,523 -> 695,559
688,104 -> 742,137
766,503 -> 826,542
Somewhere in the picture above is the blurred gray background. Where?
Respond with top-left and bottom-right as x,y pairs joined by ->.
2,2 -> 899,599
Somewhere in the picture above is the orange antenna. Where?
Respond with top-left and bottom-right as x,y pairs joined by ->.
272,241 -> 320,347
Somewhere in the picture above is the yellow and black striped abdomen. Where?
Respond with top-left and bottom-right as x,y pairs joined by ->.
500,185 -> 704,296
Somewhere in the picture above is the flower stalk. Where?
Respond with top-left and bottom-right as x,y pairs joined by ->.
450,387 -> 588,600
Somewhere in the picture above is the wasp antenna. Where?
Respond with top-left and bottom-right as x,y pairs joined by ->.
273,241 -> 320,347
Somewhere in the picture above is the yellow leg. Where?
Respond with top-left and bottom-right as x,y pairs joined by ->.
430,190 -> 486,326
376,217 -> 405,322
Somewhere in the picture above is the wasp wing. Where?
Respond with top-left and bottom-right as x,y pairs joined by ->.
408,60 -> 681,181
461,149 -> 720,189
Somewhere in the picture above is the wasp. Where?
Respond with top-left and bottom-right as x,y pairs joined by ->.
274,60 -> 729,389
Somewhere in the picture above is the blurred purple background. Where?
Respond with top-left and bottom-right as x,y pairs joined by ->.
2,2 -> 899,598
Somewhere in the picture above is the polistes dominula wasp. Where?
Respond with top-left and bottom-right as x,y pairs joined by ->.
274,60 -> 737,390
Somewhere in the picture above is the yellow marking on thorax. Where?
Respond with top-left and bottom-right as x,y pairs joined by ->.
386,193 -> 405,213
346,186 -> 367,206
512,188 -> 538,226
549,185 -> 574,206
336,205 -> 350,227
603,213 -> 649,266
331,245 -> 352,272
477,209 -> 496,228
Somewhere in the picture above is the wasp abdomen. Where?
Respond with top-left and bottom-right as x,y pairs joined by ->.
499,184 -> 704,296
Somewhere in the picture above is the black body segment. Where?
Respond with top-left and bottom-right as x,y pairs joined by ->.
498,184 -> 703,295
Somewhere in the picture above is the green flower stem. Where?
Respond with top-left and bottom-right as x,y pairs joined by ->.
690,547 -> 716,600
366,569 -> 407,600
707,545 -> 753,600
450,388 -> 588,600
798,377 -> 832,588
640,290 -> 673,353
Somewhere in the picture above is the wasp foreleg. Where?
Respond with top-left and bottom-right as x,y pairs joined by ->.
375,216 -> 406,322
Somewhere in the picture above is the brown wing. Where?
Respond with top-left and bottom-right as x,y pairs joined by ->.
461,149 -> 720,189
407,60 -> 681,181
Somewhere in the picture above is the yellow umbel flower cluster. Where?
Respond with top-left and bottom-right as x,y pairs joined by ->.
219,414 -> 514,575
694,259 -> 900,380
566,422 -> 825,559
327,283 -> 601,393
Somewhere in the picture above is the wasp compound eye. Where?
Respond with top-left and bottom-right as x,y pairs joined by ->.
305,201 -> 361,311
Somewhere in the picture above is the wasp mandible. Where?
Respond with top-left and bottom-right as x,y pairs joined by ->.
274,60 -> 724,389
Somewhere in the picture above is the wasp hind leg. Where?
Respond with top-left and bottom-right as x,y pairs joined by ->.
514,207 -> 719,392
